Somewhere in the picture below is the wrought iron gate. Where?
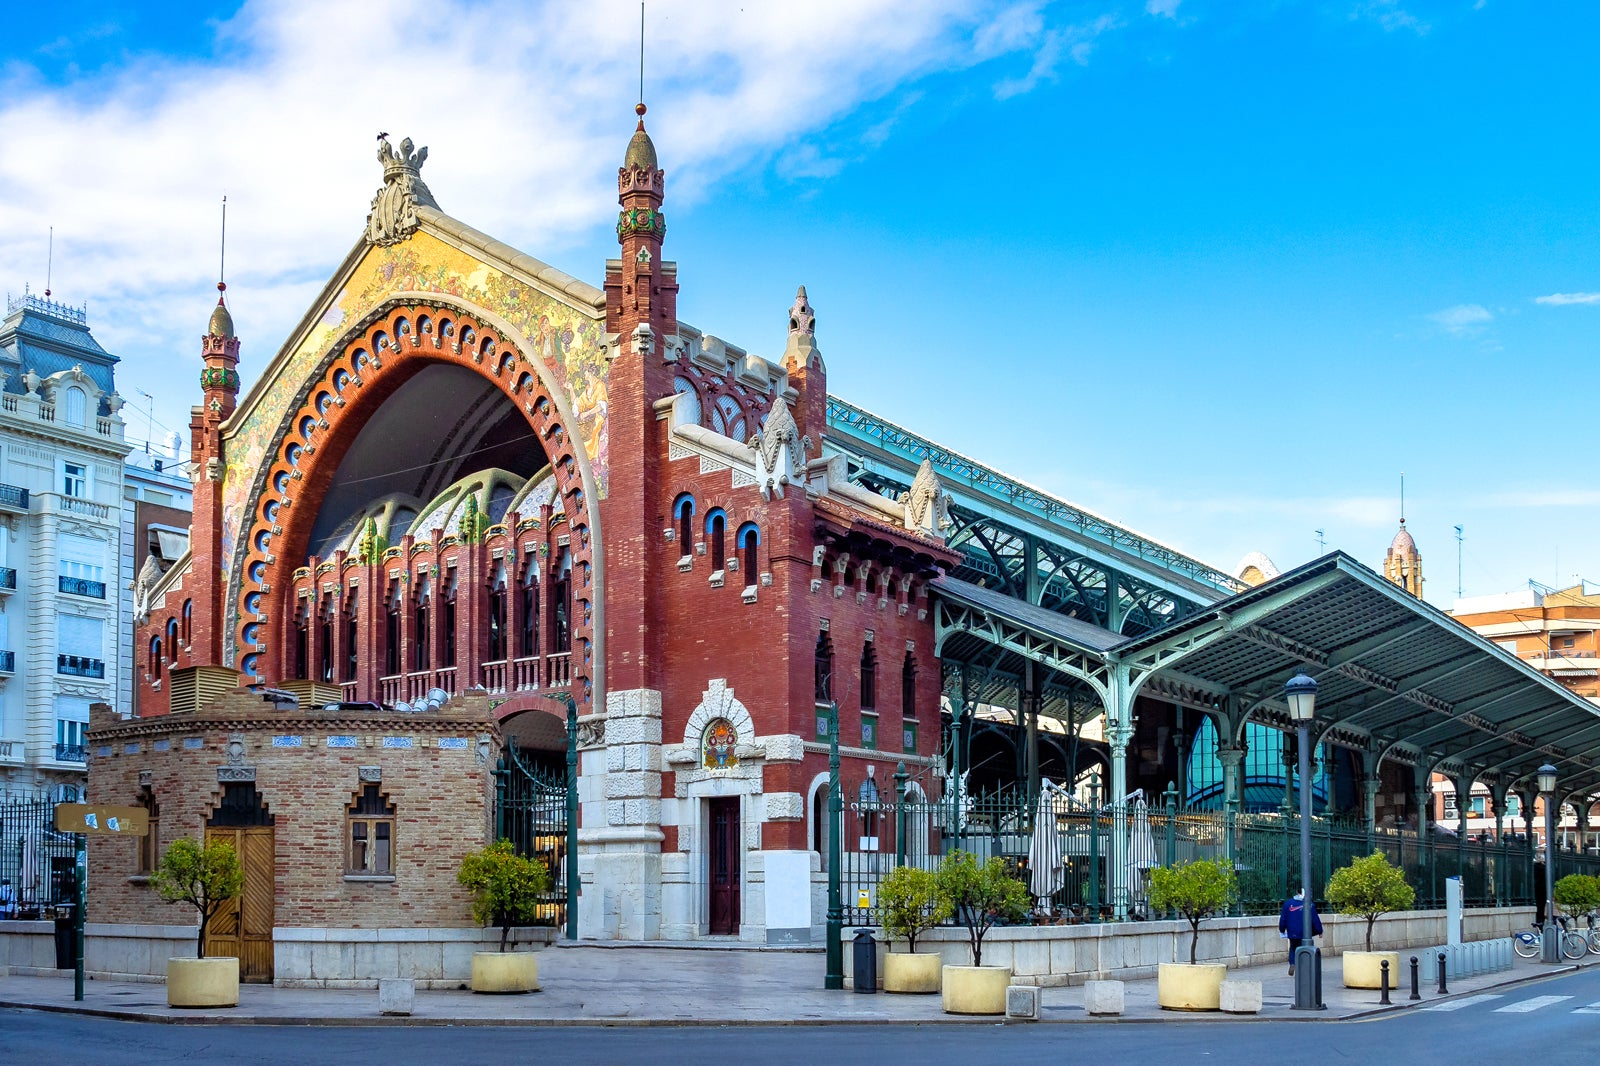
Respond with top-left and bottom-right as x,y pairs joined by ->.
493,739 -> 571,929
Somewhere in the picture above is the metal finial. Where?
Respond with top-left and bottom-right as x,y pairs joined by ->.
218,195 -> 228,294
639,1 -> 646,114
45,226 -> 52,298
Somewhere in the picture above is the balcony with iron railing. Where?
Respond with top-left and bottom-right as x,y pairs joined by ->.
57,654 -> 105,679
0,649 -> 14,674
53,743 -> 87,763
0,568 -> 14,593
0,484 -> 27,513
58,575 -> 106,599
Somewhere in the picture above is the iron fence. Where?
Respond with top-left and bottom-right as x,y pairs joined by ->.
831,782 -> 1600,926
0,797 -> 81,918
492,740 -> 569,928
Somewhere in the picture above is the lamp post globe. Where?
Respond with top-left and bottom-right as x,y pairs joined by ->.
1537,764 -> 1558,963
1284,673 -> 1318,723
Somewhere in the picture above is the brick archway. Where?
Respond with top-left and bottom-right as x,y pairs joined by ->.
230,295 -> 602,711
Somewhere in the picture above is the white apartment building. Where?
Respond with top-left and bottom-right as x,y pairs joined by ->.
120,442 -> 192,719
0,292 -> 129,799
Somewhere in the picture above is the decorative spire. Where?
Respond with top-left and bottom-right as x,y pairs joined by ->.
208,195 -> 235,339
788,285 -> 814,336
366,134 -> 439,246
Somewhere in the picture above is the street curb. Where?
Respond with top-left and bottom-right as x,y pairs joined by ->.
1340,962 -> 1583,1021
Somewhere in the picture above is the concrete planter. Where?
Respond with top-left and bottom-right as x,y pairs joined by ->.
166,957 -> 240,1008
1156,962 -> 1226,1011
1342,950 -> 1401,990
470,950 -> 539,994
941,965 -> 1011,1014
883,952 -> 942,994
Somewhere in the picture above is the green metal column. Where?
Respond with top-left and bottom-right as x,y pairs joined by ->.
1105,569 -> 1124,634
825,701 -> 844,990
1088,773 -> 1101,921
565,694 -> 579,942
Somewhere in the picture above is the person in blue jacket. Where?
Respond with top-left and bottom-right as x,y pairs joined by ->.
1278,891 -> 1323,976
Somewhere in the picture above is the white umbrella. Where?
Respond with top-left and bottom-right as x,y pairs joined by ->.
1028,783 -> 1065,904
18,832 -> 39,910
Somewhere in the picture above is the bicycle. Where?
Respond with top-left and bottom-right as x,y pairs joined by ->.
1584,912 -> 1600,957
1513,919 -> 1588,960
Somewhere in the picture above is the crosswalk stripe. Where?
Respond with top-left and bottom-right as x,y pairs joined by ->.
1493,995 -> 1574,1013
1573,1002 -> 1600,1015
1421,994 -> 1503,1012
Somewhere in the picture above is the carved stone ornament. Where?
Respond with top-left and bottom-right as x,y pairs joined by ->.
577,718 -> 606,749
751,394 -> 802,501
131,553 -> 164,625
358,766 -> 382,782
225,734 -> 247,766
900,458 -> 952,542
788,285 -> 815,335
365,134 -> 440,247
21,368 -> 40,395
217,766 -> 256,783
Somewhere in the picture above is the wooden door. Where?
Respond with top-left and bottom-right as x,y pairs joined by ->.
203,826 -> 275,982
708,797 -> 741,935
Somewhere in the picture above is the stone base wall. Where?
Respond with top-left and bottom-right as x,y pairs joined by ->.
0,922 -> 558,987
845,906 -> 1536,986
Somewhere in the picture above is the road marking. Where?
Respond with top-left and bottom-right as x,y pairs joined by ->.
1573,1002 -> 1600,1015
1494,995 -> 1574,1013
1421,994 -> 1502,1012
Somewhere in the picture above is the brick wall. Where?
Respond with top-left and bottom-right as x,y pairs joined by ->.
87,690 -> 500,930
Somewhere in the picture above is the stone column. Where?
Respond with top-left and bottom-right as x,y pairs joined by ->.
580,687 -> 664,940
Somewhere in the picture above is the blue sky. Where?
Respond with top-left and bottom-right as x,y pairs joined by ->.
3,1 -> 1596,605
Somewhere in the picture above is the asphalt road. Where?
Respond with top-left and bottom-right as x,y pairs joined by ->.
3,965 -> 1596,1066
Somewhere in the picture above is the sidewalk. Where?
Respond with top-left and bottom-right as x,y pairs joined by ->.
0,944 -> 1592,1026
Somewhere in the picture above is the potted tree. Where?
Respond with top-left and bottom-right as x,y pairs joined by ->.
934,850 -> 1030,1014
1148,857 -> 1237,1010
1553,873 -> 1600,924
874,865 -> 951,993
458,839 -> 550,993
1327,851 -> 1415,989
151,837 -> 244,1008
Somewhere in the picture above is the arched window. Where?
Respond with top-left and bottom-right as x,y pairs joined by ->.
319,598 -> 335,683
814,630 -> 833,703
343,598 -> 359,682
181,600 -> 193,646
441,575 -> 457,668
384,588 -> 401,677
294,609 -> 309,680
902,652 -> 916,720
737,523 -> 759,584
413,593 -> 430,672
64,386 -> 87,426
551,550 -> 571,653
519,567 -> 539,658
673,494 -> 695,556
860,642 -> 877,712
136,786 -> 160,875
711,395 -> 747,441
673,375 -> 703,427
166,618 -> 179,661
488,575 -> 506,662
705,510 -> 726,572
150,637 -> 162,683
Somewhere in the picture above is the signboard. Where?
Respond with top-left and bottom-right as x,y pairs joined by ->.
53,804 -> 150,836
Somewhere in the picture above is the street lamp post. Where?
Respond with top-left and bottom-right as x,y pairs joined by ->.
825,701 -> 844,989
1285,673 -> 1324,1011
1538,764 -> 1559,963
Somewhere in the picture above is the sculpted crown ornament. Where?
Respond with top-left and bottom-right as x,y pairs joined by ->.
751,394 -> 808,501
900,458 -> 952,542
366,134 -> 440,247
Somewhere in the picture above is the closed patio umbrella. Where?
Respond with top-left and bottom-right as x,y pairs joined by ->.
1028,783 -> 1066,906
1127,795 -> 1158,917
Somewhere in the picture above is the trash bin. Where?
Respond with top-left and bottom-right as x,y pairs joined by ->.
54,907 -> 76,970
852,929 -> 877,994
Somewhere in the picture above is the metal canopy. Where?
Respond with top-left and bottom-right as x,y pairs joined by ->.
1114,552 -> 1600,801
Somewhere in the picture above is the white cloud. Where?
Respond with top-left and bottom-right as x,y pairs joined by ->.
1351,1 -> 1430,35
1535,292 -> 1600,306
994,13 -> 1122,99
1146,0 -> 1183,18
1427,303 -> 1492,336
0,0 -> 1042,449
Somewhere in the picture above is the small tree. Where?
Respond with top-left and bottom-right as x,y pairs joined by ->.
458,840 -> 551,952
1553,873 -> 1600,917
875,865 -> 951,954
1327,851 -> 1415,952
934,851 -> 1029,967
1148,858 -> 1237,965
151,837 -> 243,959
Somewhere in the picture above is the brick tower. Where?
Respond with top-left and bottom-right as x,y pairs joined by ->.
187,283 -> 240,669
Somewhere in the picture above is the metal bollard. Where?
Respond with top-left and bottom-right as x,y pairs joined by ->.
1436,952 -> 1449,995
1409,955 -> 1421,1001
1379,960 -> 1392,1005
